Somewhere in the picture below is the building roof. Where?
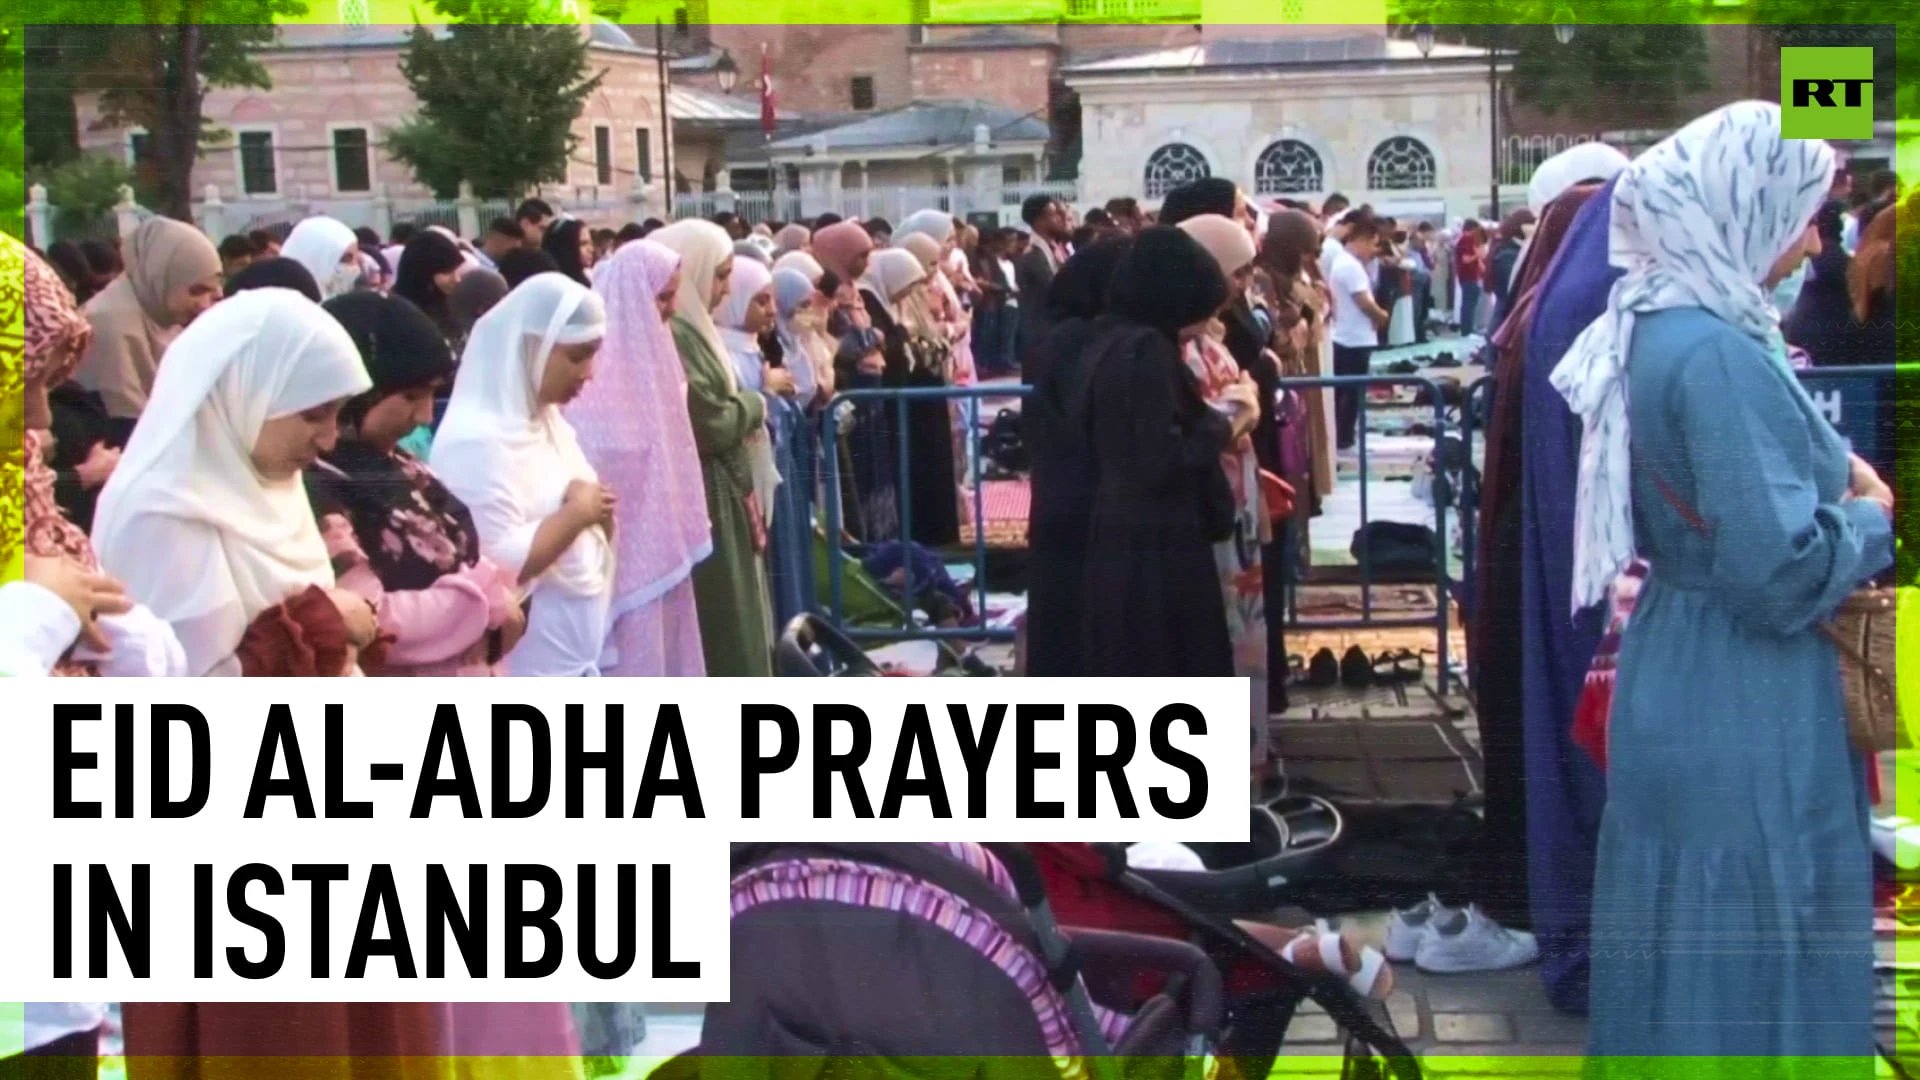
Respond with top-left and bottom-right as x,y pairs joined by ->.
264,19 -> 659,57
670,84 -> 773,124
910,26 -> 1059,51
1062,35 -> 1493,76
766,99 -> 1048,154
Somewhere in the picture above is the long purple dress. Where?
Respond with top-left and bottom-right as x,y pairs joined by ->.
1517,175 -> 1619,1017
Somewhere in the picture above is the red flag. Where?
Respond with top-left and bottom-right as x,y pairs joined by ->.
759,44 -> 776,138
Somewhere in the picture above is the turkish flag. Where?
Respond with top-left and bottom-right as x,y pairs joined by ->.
759,44 -> 776,138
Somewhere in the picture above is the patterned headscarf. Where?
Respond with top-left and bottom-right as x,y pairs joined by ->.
1549,101 -> 1833,614
18,238 -> 100,571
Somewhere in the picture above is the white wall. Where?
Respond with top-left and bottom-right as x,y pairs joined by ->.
1073,66 -> 1506,220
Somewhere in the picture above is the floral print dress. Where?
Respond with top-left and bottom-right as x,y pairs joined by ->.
306,441 -> 519,677
1183,329 -> 1271,755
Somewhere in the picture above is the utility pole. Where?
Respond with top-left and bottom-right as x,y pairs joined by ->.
656,17 -> 673,213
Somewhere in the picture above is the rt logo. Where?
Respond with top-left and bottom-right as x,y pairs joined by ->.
1780,47 -> 1874,139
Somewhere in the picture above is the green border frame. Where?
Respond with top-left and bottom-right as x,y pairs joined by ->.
2,4 -> 1913,1078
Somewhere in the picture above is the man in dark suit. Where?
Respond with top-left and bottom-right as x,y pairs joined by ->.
1014,193 -> 1073,380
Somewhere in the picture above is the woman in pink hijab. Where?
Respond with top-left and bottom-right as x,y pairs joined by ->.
565,238 -> 713,676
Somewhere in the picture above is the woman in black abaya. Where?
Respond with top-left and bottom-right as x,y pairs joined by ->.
1077,227 -> 1256,677
1023,236 -> 1132,676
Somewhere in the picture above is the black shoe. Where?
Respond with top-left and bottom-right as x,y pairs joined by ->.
1340,645 -> 1372,688
1307,648 -> 1340,687
1387,359 -> 1419,375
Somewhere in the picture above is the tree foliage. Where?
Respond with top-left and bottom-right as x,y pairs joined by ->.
385,4 -> 607,201
2,25 -> 26,240
25,2 -> 308,220
1394,0 -> 1711,129
1751,2 -> 1903,119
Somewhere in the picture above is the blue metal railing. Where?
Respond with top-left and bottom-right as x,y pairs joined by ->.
817,384 -> 1031,644
765,397 -> 818,629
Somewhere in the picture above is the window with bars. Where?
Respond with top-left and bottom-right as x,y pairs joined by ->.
1143,142 -> 1209,200
1366,136 -> 1436,191
1253,139 -> 1324,195
851,75 -> 876,111
238,130 -> 277,195
129,131 -> 152,168
636,128 -> 653,183
594,125 -> 613,186
331,127 -> 372,193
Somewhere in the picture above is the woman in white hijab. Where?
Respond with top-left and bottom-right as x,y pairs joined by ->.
771,250 -> 825,285
1516,140 -> 1632,281
859,247 -> 962,546
280,216 -> 364,300
91,288 -> 377,677
432,273 -> 616,677
1526,141 -> 1631,217
651,219 -> 778,677
716,254 -> 784,396
1557,101 -> 1893,1066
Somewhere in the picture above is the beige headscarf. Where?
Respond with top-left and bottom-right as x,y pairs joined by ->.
651,219 -> 783,513
75,218 -> 222,419
773,223 -> 811,256
896,233 -> 942,274
1178,214 -> 1257,278
771,251 -> 825,284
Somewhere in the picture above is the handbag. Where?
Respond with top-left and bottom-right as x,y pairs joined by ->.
1652,472 -> 1903,755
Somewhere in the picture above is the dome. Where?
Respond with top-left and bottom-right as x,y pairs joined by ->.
589,18 -> 636,48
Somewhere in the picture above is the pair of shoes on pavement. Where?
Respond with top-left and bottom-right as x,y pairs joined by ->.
1384,893 -> 1539,974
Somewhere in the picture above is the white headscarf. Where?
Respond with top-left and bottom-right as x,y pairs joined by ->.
893,209 -> 955,246
281,216 -> 361,299
1548,100 -> 1834,615
92,288 -> 372,670
718,256 -> 773,391
771,251 -> 825,284
433,273 -> 613,598
718,255 -> 774,339
1527,142 -> 1632,216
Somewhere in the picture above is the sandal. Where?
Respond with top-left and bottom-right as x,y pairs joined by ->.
1280,921 -> 1395,1001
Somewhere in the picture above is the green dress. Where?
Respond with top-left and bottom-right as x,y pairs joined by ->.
671,316 -> 774,677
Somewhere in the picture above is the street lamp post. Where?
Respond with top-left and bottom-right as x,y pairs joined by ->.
1413,20 -> 1575,221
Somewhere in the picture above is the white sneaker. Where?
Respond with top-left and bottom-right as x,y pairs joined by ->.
1383,893 -> 1455,963
1414,905 -> 1540,974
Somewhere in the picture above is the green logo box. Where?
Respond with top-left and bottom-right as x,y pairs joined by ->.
1779,45 -> 1874,139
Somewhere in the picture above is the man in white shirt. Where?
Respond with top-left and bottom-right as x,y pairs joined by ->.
1326,211 -> 1392,449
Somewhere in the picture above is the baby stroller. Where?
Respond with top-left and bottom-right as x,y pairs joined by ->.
1022,842 -> 1421,1080
691,841 -> 1228,1080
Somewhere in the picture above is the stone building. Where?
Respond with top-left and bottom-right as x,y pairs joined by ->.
71,20 -> 676,232
1065,33 -> 1510,219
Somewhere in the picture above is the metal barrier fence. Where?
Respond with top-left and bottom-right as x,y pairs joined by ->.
1451,362 -> 1909,617
816,385 -> 1028,645
799,377 -> 1468,691
1276,373 -> 1461,694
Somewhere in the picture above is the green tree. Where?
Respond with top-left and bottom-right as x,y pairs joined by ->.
25,3 -> 308,222
2,25 -> 26,239
1394,0 -> 1711,130
1751,5 -> 1904,119
385,1 -> 608,199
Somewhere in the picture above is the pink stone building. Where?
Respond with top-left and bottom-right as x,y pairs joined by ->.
73,21 -> 674,233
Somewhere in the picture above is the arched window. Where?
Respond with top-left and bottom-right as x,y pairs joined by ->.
1366,136 -> 1437,191
1253,139 -> 1324,196
1144,143 -> 1210,200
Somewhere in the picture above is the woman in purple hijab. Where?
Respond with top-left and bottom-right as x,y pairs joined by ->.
1517,174 -> 1620,1017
